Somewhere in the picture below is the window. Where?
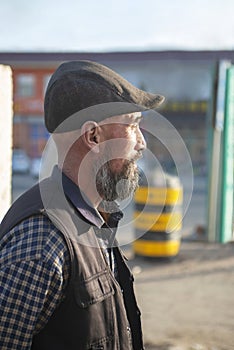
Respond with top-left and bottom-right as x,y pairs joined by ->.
17,74 -> 35,97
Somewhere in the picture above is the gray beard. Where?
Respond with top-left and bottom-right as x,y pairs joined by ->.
95,159 -> 139,202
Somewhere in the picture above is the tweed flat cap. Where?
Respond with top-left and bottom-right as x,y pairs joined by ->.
44,60 -> 165,133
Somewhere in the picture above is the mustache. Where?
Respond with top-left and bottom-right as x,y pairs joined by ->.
102,152 -> 143,166
132,151 -> 143,162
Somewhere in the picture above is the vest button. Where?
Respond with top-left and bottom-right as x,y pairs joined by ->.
129,275 -> 134,282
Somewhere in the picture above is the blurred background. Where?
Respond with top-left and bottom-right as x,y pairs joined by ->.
0,0 -> 234,348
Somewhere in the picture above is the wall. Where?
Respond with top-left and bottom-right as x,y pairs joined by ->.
0,65 -> 13,220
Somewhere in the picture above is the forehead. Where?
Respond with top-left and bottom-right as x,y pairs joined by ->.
100,112 -> 142,125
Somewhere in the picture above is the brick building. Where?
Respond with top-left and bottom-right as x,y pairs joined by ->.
12,66 -> 52,157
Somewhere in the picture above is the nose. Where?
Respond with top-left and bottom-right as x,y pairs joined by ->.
135,127 -> 147,152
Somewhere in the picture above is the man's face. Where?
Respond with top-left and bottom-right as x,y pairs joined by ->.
95,112 -> 146,202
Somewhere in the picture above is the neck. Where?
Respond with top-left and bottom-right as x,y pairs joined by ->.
59,162 -> 102,209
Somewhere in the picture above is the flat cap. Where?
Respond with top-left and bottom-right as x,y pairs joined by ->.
44,60 -> 165,133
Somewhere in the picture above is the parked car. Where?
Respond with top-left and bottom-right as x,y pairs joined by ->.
30,157 -> 41,178
12,149 -> 30,174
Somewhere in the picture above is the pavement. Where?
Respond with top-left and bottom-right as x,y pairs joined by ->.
126,240 -> 234,350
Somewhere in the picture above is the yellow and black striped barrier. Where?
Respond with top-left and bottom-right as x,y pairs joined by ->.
133,186 -> 183,258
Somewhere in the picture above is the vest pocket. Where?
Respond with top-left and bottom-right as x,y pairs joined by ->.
73,270 -> 116,349
74,269 -> 115,308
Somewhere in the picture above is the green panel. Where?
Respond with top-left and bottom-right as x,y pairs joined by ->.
220,67 -> 234,243
207,62 -> 229,242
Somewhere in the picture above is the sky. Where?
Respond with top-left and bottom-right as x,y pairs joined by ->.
0,0 -> 234,52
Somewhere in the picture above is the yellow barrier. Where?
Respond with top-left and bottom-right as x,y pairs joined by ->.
134,211 -> 182,232
133,185 -> 183,258
134,187 -> 183,206
133,240 -> 181,257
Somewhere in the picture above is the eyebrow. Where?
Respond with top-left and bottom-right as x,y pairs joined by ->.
133,115 -> 143,123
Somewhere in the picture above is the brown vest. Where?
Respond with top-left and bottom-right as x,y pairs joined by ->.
0,172 -> 144,350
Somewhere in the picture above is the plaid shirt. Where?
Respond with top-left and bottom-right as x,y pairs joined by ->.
0,171 -> 122,349
0,214 -> 70,349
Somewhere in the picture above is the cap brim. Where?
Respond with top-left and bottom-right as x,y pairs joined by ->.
53,100 -> 164,133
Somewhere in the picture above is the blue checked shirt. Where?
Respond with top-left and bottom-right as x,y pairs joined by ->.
0,171 -> 122,349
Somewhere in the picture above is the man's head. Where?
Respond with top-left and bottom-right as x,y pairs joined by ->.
47,60 -> 164,203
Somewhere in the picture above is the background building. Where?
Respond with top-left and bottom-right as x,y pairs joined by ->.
0,50 -> 234,173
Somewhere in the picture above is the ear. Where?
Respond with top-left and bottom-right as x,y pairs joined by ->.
81,121 -> 101,153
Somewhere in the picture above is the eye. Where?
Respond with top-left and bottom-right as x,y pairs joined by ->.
131,122 -> 139,129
